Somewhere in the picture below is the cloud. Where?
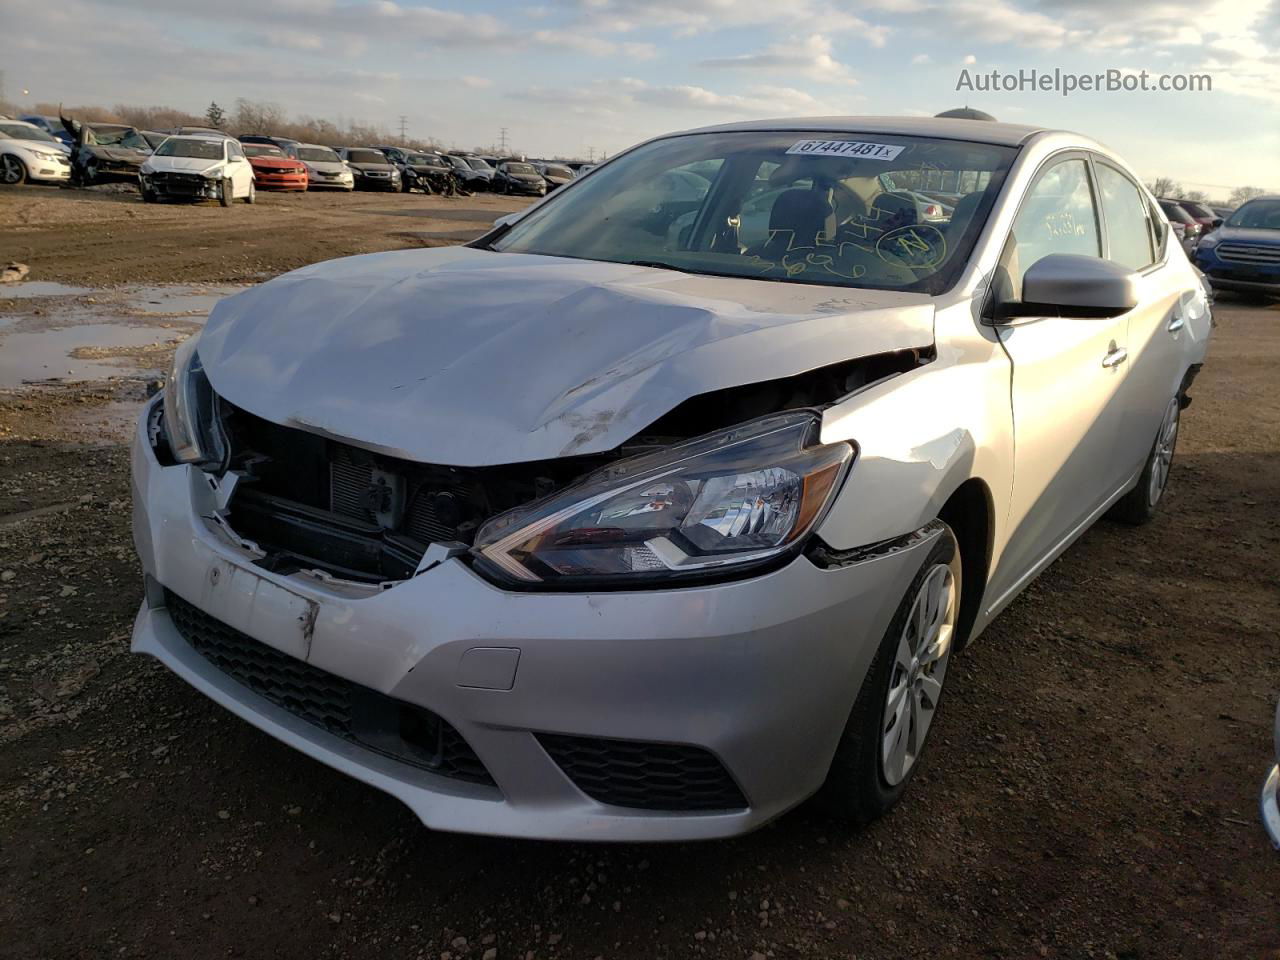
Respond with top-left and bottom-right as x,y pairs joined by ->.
962,54 -> 976,64
460,75 -> 493,89
699,34 -> 857,83
911,53 -> 931,64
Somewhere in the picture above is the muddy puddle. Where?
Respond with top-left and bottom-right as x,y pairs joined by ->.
0,283 -> 247,390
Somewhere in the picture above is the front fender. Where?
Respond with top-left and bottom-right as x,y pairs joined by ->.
815,333 -> 1013,559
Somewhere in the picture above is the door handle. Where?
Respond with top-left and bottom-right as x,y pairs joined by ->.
1102,346 -> 1128,368
1168,314 -> 1186,332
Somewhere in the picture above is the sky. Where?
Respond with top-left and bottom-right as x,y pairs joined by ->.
3,0 -> 1277,197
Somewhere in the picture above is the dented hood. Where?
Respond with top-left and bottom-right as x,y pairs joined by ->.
198,247 -> 935,466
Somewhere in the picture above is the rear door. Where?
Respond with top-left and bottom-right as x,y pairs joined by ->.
987,155 -> 1131,603
1091,158 -> 1190,480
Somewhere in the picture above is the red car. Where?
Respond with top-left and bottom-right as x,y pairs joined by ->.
242,143 -> 308,191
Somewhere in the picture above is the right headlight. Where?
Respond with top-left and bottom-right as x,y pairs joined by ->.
162,338 -> 226,469
472,411 -> 853,586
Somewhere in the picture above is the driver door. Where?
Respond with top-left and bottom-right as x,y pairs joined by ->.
987,155 -> 1131,605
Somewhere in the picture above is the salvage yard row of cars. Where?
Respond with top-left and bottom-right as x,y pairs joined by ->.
0,113 -> 587,199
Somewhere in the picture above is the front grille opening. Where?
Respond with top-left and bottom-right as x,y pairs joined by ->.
538,733 -> 748,812
165,589 -> 495,786
217,403 -> 612,583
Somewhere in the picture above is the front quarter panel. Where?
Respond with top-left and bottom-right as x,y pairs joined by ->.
816,301 -> 1013,563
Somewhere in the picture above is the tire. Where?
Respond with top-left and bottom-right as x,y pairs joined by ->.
83,160 -> 99,185
1109,395 -> 1180,525
218,178 -> 233,208
820,524 -> 962,825
244,180 -> 256,204
140,185 -> 158,203
0,154 -> 27,185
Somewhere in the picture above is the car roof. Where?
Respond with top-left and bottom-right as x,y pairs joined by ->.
1,119 -> 43,131
672,115 -> 1060,148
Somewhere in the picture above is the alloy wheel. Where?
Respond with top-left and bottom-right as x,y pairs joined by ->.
881,561 -> 957,786
1148,398 -> 1180,507
1,156 -> 23,184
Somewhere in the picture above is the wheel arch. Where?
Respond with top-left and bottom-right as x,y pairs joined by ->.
936,476 -> 994,649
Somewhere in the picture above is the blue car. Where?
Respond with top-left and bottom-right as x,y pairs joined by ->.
1193,196 -> 1280,297
18,115 -> 74,149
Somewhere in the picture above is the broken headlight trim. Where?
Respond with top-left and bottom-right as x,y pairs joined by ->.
472,411 -> 853,586
162,338 -> 226,469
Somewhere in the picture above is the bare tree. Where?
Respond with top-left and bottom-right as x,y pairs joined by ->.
1228,185 -> 1267,207
234,98 -> 286,135
1148,177 -> 1182,197
1182,189 -> 1209,203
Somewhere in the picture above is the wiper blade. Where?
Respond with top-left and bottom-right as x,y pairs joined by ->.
470,221 -> 513,251
626,259 -> 692,273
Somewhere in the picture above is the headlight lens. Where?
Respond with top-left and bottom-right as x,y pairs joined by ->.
472,412 -> 853,585
203,166 -> 225,180
162,338 -> 226,468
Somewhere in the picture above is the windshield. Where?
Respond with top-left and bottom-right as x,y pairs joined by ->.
493,131 -> 1016,293
1226,198 -> 1280,230
297,147 -> 339,163
1160,201 -> 1195,224
88,126 -> 133,146
0,123 -> 57,143
466,157 -> 492,170
409,154 -> 445,166
504,163 -> 537,175
542,164 -> 573,178
346,149 -> 387,165
155,138 -> 224,159
243,144 -> 285,158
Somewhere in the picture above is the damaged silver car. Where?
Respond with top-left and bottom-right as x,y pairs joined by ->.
130,117 -> 1212,841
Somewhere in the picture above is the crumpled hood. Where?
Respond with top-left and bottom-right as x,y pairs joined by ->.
198,247 -> 935,466
91,146 -> 148,163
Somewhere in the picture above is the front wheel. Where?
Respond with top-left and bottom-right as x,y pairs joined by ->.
218,178 -> 233,207
820,524 -> 961,824
1,154 -> 27,185
1109,395 -> 1180,525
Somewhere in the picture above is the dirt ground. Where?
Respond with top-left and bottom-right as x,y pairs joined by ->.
0,185 -> 1277,960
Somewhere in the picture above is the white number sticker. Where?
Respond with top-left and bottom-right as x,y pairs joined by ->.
785,139 -> 904,161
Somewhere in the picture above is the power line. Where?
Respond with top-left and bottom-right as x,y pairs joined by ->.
398,115 -> 408,144
498,127 -> 509,153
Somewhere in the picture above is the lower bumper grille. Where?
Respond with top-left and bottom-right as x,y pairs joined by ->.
164,589 -> 494,786
538,733 -> 747,812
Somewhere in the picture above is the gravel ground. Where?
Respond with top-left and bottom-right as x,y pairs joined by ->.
0,186 -> 1277,960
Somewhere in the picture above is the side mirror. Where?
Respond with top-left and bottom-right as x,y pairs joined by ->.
1006,254 -> 1139,320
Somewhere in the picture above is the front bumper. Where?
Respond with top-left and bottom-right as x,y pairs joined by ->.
254,170 -> 308,190
353,174 -> 399,191
141,172 -> 224,200
31,160 -> 71,182
129,402 -> 928,840
1194,253 -> 1280,295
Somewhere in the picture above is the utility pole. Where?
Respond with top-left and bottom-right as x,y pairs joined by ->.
398,115 -> 408,145
498,127 -> 509,154
587,146 -> 595,163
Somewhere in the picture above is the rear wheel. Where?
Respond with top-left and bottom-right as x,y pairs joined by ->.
243,180 -> 256,204
1109,395 -> 1180,525
820,524 -> 961,824
0,154 -> 26,185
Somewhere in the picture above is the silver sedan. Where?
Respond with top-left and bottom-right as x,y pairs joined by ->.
131,116 -> 1212,840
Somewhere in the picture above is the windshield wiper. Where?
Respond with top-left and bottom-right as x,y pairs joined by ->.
626,259 -> 692,273
470,221 -> 514,251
